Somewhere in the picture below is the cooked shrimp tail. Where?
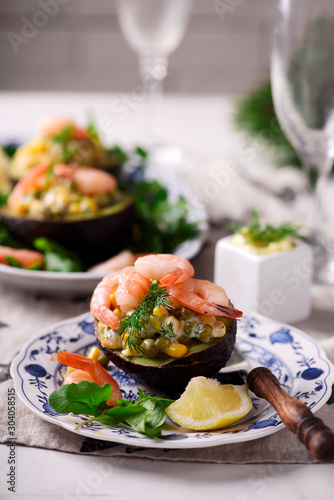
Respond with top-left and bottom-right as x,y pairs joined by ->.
168,278 -> 243,319
90,267 -> 150,326
52,350 -> 122,406
212,303 -> 243,319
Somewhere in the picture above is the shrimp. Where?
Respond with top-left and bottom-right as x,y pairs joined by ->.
134,254 -> 194,286
39,117 -> 88,140
168,278 -> 243,320
8,162 -> 50,211
90,267 -> 150,328
51,350 -> 122,407
0,246 -> 44,269
8,162 -> 117,212
53,163 -> 117,195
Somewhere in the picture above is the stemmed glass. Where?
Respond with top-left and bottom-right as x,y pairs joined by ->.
116,0 -> 192,150
271,0 -> 334,283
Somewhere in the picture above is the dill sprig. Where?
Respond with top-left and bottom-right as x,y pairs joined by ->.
117,282 -> 174,353
229,211 -> 307,247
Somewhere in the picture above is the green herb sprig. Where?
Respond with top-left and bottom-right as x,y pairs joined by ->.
33,237 -> 83,272
129,180 -> 200,253
49,382 -> 173,437
86,117 -> 100,142
117,282 -> 173,354
50,125 -> 75,146
229,211 -> 307,247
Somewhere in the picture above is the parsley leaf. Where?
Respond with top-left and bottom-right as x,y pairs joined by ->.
130,180 -> 200,253
33,237 -> 83,272
49,382 -> 113,417
48,383 -> 173,437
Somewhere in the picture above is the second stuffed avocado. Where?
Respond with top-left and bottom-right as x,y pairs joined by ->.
1,162 -> 134,264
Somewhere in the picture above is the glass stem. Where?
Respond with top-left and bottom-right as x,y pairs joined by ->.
139,54 -> 168,148
302,153 -> 332,236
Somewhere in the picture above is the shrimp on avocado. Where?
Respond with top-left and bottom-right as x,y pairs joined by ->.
91,254 -> 242,361
7,162 -> 119,219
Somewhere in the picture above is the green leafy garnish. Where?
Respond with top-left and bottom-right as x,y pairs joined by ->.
229,211 -> 307,247
117,281 -> 173,354
50,125 -> 75,146
130,180 -> 199,253
0,222 -> 22,249
49,382 -> 173,437
86,117 -> 100,142
0,192 -> 9,207
4,256 -> 23,268
33,237 -> 83,272
2,143 -> 18,158
134,147 -> 147,159
234,80 -> 301,169
49,382 -> 112,417
108,145 -> 129,166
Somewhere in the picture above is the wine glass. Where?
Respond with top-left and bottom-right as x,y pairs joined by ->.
116,0 -> 192,151
271,0 -> 334,283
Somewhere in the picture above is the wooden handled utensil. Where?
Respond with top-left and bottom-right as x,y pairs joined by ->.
247,366 -> 334,463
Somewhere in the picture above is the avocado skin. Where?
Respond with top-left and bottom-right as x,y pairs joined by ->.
0,196 -> 134,265
95,320 -> 237,391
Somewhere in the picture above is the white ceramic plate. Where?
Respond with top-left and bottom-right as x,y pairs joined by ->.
10,311 -> 334,449
0,165 -> 208,296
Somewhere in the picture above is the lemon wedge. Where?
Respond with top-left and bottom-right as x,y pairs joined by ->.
166,376 -> 253,430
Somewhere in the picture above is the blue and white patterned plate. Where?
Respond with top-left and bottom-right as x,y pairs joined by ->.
10,311 -> 333,449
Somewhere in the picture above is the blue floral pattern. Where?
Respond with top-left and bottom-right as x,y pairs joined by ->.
10,311 -> 334,449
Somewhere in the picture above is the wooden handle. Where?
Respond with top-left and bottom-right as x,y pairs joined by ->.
247,366 -> 334,463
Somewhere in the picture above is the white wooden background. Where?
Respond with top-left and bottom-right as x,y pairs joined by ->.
0,0 -> 275,93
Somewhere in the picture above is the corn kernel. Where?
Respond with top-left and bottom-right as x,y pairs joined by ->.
87,346 -> 101,360
122,331 -> 141,348
113,307 -> 122,318
150,315 -> 161,332
122,332 -> 129,344
109,293 -> 118,309
199,314 -> 215,324
166,343 -> 188,358
153,305 -> 168,317
64,366 -> 76,378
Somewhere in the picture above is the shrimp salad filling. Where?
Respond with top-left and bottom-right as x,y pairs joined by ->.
90,254 -> 243,362
10,118 -> 110,181
95,305 -> 228,360
8,162 -> 121,219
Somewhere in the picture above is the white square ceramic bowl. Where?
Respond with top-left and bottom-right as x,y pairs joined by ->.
214,236 -> 313,323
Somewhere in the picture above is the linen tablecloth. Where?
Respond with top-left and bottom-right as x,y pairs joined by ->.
1,225 -> 333,464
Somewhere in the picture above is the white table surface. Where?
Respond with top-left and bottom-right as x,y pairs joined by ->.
0,92 -> 333,500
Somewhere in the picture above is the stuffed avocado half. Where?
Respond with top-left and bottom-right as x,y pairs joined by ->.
1,162 -> 134,264
90,254 -> 242,391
